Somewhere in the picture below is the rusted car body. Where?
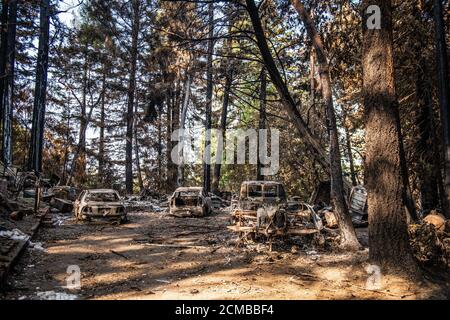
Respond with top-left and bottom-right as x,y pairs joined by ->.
228,181 -> 322,240
74,189 -> 127,223
348,185 -> 368,227
169,187 -> 212,217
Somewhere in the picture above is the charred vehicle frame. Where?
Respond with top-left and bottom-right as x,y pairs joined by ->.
169,187 -> 212,217
74,189 -> 127,223
228,181 -> 323,243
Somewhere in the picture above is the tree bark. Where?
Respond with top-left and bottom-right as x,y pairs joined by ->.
98,72 -> 106,187
203,1 -> 214,193
125,0 -> 141,194
362,0 -> 419,274
412,3 -> 439,214
433,0 -> 450,218
177,73 -> 191,187
290,0 -> 359,250
343,113 -> 357,186
256,67 -> 266,181
0,0 -> 8,147
28,0 -> 50,175
157,108 -> 162,190
167,80 -> 180,189
134,93 -> 144,192
1,0 -> 16,168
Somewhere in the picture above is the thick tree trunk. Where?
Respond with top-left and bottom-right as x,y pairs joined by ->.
203,1 -> 214,193
125,0 -> 140,194
433,0 -> 450,218
1,0 -> 16,168
413,4 -> 439,214
28,0 -> 50,175
362,0 -> 419,274
256,67 -> 266,181
290,0 -> 359,250
0,0 -> 8,145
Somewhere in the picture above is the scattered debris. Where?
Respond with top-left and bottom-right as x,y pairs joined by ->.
0,228 -> 30,242
409,218 -> 449,267
36,291 -> 78,300
110,249 -> 129,260
50,198 -> 73,213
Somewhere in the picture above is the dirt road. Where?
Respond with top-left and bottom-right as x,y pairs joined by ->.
1,210 -> 448,300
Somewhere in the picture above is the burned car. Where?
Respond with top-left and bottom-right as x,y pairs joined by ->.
74,189 -> 127,223
228,181 -> 322,242
169,187 -> 212,217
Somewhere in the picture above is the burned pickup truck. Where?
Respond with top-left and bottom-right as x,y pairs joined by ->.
74,189 -> 127,223
169,187 -> 212,217
228,181 -> 322,242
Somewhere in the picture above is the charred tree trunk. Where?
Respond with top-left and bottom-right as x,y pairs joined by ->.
1,0 -> 16,168
343,115 -> 357,186
157,108 -> 162,190
165,96 -> 172,192
28,0 -> 50,175
125,0 -> 140,194
66,49 -> 96,186
362,0 -> 419,274
433,0 -> 450,218
0,0 -> 8,146
256,67 -> 266,181
134,93 -> 143,192
203,1 -> 214,193
167,81 -> 180,190
177,73 -> 191,187
212,68 -> 232,193
412,3 -> 439,214
98,72 -> 106,187
212,6 -> 234,194
290,0 -> 359,250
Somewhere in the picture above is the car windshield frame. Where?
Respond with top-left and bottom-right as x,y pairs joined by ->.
242,183 -> 285,199
85,192 -> 119,202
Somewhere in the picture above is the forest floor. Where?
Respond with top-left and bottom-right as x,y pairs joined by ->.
1,209 -> 449,300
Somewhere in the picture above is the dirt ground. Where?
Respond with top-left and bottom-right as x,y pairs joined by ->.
1,210 -> 449,300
